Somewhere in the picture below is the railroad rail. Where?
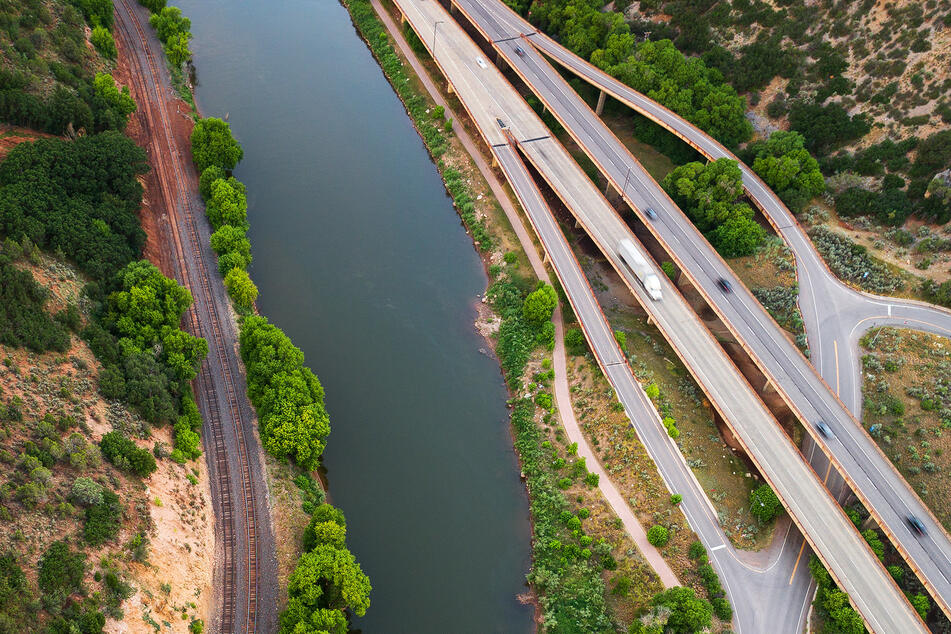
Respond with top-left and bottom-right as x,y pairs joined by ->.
113,1 -> 258,630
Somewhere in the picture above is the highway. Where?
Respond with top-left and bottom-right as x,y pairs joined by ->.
491,6 -> 951,422
445,0 -> 951,622
391,0 -> 927,630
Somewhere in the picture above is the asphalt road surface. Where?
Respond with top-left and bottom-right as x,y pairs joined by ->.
393,0 -> 927,630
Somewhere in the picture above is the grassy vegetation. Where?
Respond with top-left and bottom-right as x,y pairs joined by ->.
861,327 -> 951,531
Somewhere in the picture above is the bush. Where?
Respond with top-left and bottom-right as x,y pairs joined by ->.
712,596 -> 733,621
688,541 -> 708,562
647,524 -> 670,547
670,494 -> 683,505
70,477 -> 104,507
90,26 -> 116,58
99,431 -> 157,477
749,484 -> 782,522
84,489 -> 121,546
564,328 -> 588,356
38,541 -> 85,608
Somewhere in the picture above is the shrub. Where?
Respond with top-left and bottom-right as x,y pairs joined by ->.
90,26 -> 116,58
688,540 -> 707,562
670,494 -> 683,505
38,541 -> 85,607
750,484 -> 782,522
84,489 -> 121,546
647,524 -> 670,547
99,431 -> 157,477
712,596 -> 733,621
70,477 -> 104,507
564,328 -> 588,356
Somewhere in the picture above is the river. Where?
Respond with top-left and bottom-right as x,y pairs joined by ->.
174,0 -> 535,631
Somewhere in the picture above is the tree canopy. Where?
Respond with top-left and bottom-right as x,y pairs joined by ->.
522,282 -> 558,325
661,158 -> 765,256
190,117 -> 244,173
280,503 -> 371,634
240,315 -> 330,471
0,133 -> 148,280
744,131 -> 825,213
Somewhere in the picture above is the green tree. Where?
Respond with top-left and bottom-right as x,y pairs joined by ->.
225,268 -> 258,309
190,117 -> 244,173
148,6 -> 190,43
861,529 -> 884,560
910,594 -> 930,620
746,131 -> 825,212
749,484 -> 782,522
710,215 -> 766,257
522,282 -> 557,325
205,177 -> 248,229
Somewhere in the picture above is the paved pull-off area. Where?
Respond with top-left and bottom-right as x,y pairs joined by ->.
391,0 -> 928,630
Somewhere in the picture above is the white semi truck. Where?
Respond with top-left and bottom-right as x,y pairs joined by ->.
618,239 -> 662,301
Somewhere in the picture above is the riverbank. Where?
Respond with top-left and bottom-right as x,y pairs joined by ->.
343,0 -> 724,628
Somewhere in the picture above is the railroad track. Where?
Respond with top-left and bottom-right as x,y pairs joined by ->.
113,1 -> 258,630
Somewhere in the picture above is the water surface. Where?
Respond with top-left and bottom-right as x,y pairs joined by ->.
176,0 -> 534,631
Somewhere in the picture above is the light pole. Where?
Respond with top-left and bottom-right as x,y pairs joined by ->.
621,165 -> 632,200
432,20 -> 445,53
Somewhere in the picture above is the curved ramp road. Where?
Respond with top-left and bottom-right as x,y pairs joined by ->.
392,0 -> 926,630
447,0 -> 951,620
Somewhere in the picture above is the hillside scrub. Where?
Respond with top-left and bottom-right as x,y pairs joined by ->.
809,226 -> 903,294
0,254 -> 72,353
0,0 -> 134,135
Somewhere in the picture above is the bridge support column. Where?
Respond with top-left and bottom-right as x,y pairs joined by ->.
447,82 -> 455,95
543,252 -> 551,266
491,154 -> 499,168
595,90 -> 606,116
574,218 -> 582,229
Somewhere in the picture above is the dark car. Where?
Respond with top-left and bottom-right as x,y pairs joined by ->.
816,421 -> 833,439
907,515 -> 926,536
645,207 -> 658,220
716,278 -> 733,293
514,45 -> 525,57
496,118 -> 507,129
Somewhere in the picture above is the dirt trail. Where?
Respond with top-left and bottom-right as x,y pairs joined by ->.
372,0 -> 679,588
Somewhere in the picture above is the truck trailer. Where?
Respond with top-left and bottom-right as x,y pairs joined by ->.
618,239 -> 662,301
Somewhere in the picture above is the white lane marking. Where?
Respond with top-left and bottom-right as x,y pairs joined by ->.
711,544 -> 727,551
